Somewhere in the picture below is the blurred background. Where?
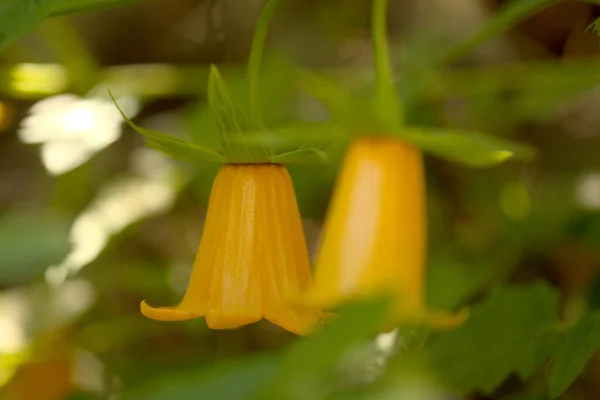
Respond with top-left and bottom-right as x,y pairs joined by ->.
2,0 -> 600,399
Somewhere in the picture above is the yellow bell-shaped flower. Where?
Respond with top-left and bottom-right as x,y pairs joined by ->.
301,136 -> 466,330
141,164 -> 319,335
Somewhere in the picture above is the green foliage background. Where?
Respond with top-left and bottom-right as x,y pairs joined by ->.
2,0 -> 600,399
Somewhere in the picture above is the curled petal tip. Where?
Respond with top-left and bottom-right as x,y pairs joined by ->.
424,307 -> 469,330
140,300 -> 199,322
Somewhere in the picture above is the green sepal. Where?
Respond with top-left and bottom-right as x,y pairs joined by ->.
397,127 -> 535,168
236,118 -> 534,168
207,65 -> 271,163
234,122 -> 344,164
269,146 -> 329,164
110,91 -> 226,164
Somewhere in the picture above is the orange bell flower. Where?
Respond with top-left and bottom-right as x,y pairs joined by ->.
141,164 -> 319,335
300,136 -> 466,330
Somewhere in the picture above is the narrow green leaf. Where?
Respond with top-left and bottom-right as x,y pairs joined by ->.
426,282 -> 560,395
110,91 -> 225,163
259,297 -> 392,399
208,65 -> 270,163
400,127 -> 535,167
135,126 -> 226,164
269,147 -> 329,164
549,312 -> 600,399
124,355 -> 279,400
0,0 -> 149,52
440,0 -> 563,64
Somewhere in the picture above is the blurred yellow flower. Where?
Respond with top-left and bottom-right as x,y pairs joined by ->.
301,136 -> 466,330
141,164 -> 319,335
1,328 -> 74,400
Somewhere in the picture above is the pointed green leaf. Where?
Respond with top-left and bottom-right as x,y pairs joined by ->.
269,147 -> 329,164
135,126 -> 226,164
207,65 -> 250,136
425,283 -> 560,395
549,312 -> 600,399
400,127 -> 535,167
110,91 -> 225,163
208,65 -> 270,163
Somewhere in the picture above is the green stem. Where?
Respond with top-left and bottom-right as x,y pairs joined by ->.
372,0 -> 391,104
248,0 -> 282,129
371,0 -> 402,127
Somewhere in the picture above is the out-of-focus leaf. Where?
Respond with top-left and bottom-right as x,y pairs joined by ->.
0,0 -> 148,52
234,122 -> 344,158
258,297 -> 392,399
0,212 -> 71,284
239,117 -> 533,168
300,71 -> 385,132
404,56 -> 600,134
549,312 -> 600,399
426,282 -> 560,395
124,355 -> 279,400
110,91 -> 225,163
326,362 -> 445,400
440,0 -> 562,63
401,128 -> 535,167
426,258 -> 492,310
